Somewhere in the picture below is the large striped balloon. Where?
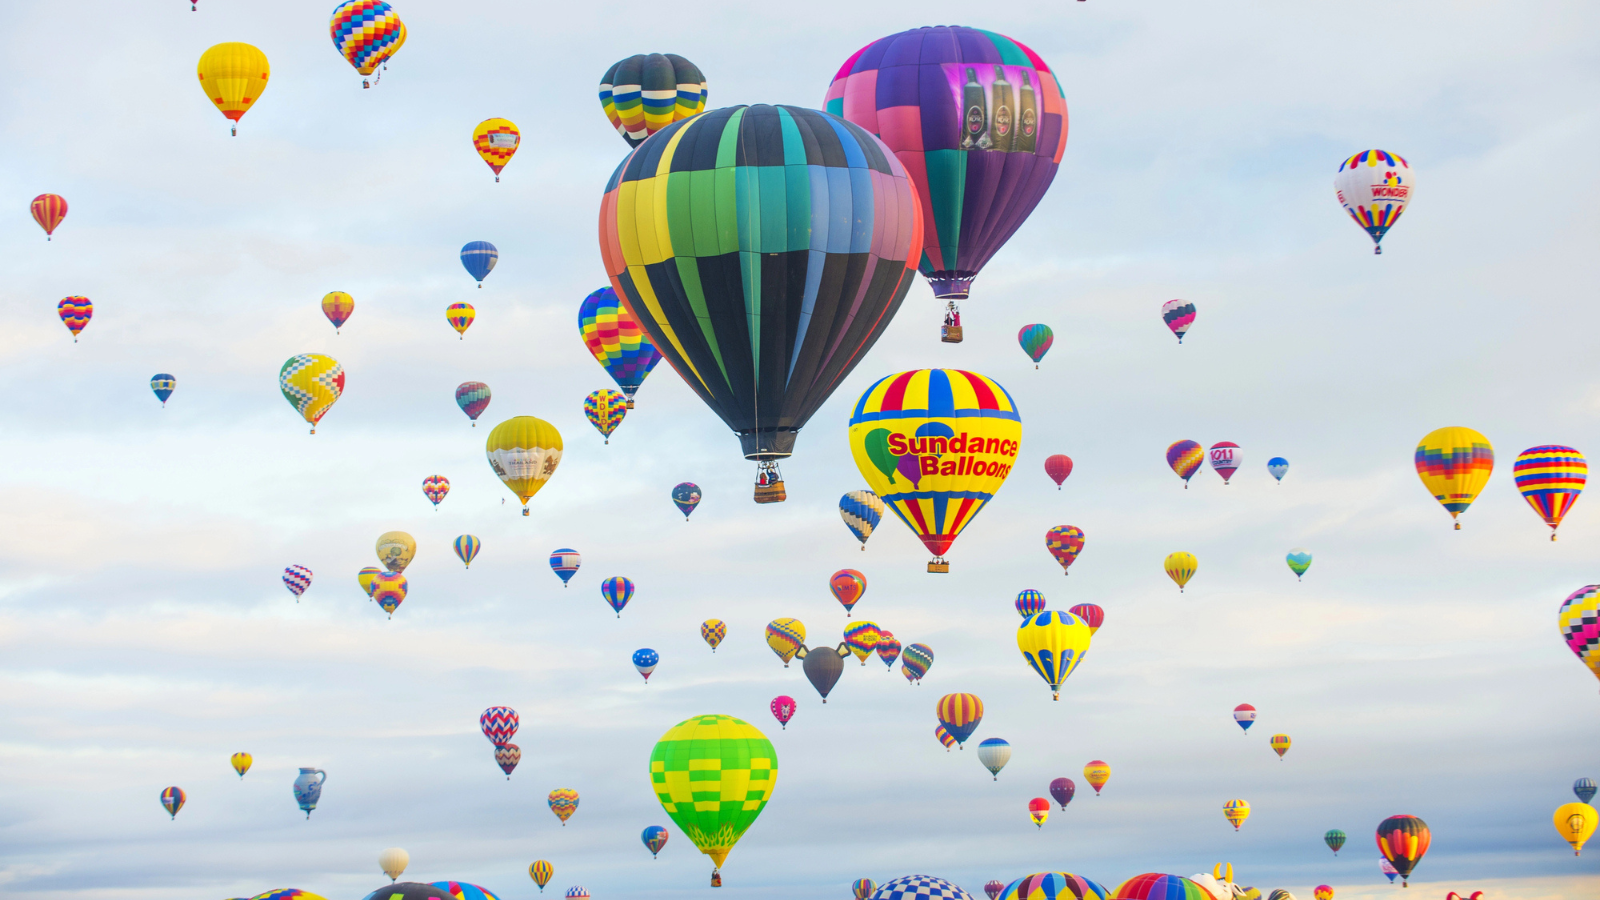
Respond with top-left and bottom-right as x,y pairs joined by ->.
329,0 -> 403,77
1000,872 -> 1109,900
826,27 -> 1067,300
1513,445 -> 1586,540
599,53 -> 707,148
849,369 -> 1021,569
1375,814 -> 1430,885
1415,427 -> 1494,529
578,287 -> 662,408
935,692 -> 983,747
600,104 -> 923,464
1111,874 -> 1208,900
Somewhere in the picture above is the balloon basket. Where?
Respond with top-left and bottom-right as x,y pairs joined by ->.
754,481 -> 786,504
927,559 -> 950,574
522,508 -> 529,516
940,325 -> 964,344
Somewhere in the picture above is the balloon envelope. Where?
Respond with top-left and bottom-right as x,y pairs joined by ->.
485,417 -> 563,513
460,241 -> 498,285
1335,149 -> 1414,253
1161,300 -> 1195,343
1166,440 -> 1202,485
1111,874 -> 1206,900
30,193 -> 67,238
1068,603 -> 1103,635
976,737 -> 1011,778
935,693 -> 983,746
901,643 -> 933,682
584,389 -> 627,442
1375,814 -> 1431,884
1017,609 -> 1091,699
641,825 -> 669,857
1049,777 -> 1075,809
279,354 -> 344,432
549,548 -> 581,585
649,714 -> 776,869
1018,324 -> 1053,365
479,707 -> 519,745
701,619 -> 726,651
1576,778 -> 1597,805
1045,526 -> 1084,574
1414,427 -> 1494,528
455,382 -> 491,424
599,53 -> 707,147
1267,456 -> 1289,482
1558,585 -> 1600,686
322,292 -> 354,331
840,490 -> 886,548
577,287 -> 662,407
1083,760 -> 1110,795
329,1 -> 402,76
473,118 -> 521,180
802,645 -> 845,701
376,532 -> 416,573
671,482 -> 701,518
1514,445 -> 1586,539
1044,454 -> 1072,487
831,570 -> 867,614
1000,873 -> 1108,900
453,535 -> 481,568
196,42 -> 269,133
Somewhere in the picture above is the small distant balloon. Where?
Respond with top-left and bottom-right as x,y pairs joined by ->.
830,569 -> 867,616
379,847 -> 409,882
1286,548 -> 1312,580
279,353 -> 344,434
1045,526 -> 1085,575
1068,603 -> 1103,636
461,241 -> 498,287
985,882 -> 1005,900
1083,760 -> 1110,795
446,302 -> 475,338
1514,445 -> 1586,540
1335,149 -> 1414,254
769,695 -> 796,730
1576,778 -> 1598,805
322,291 -> 354,333
1324,828 -> 1346,855
59,296 -> 91,341
30,193 -> 67,240
455,382 -> 491,426
160,786 -> 185,819
801,643 -> 847,702
633,648 -> 658,682
548,789 -> 579,825
231,752 -> 252,779
1017,324 -> 1053,368
283,565 -> 312,601
642,825 -> 668,858
1166,440 -> 1203,488
370,572 -> 407,618
1270,733 -> 1291,759
1044,454 -> 1073,489
1028,796 -> 1050,828
976,737 -> 1011,780
1234,704 -> 1256,732
1161,299 -> 1195,343
1049,777 -> 1075,809
495,744 -> 521,779
839,490 -> 885,550
935,693 -> 983,748
901,643 -> 933,683
454,535 -> 481,568
854,880 -> 876,900
672,482 -> 701,519
151,374 -> 176,407
601,576 -> 634,617
1209,442 -> 1241,484
473,118 -> 521,182
530,862 -> 553,892
701,619 -> 726,652
422,475 -> 450,509
358,566 -> 381,598
875,631 -> 901,669
1165,552 -> 1197,592
549,548 -> 581,586
584,389 -> 627,443
765,618 -> 805,667
1223,799 -> 1251,830
1016,590 -> 1046,618
1268,457 -> 1289,483
935,725 -> 956,750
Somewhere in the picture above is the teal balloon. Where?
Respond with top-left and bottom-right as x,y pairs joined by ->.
1017,324 -> 1054,367
1286,548 -> 1312,580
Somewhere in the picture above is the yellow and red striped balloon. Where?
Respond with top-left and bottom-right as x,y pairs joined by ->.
934,692 -> 983,748
30,194 -> 66,239
1513,445 -> 1586,540
1414,427 -> 1494,529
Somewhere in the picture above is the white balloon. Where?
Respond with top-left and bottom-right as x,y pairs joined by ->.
1334,150 -> 1416,254
379,847 -> 409,882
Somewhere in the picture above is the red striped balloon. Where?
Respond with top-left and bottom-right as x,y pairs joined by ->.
1513,445 -> 1586,540
31,193 -> 67,239
1375,814 -> 1430,886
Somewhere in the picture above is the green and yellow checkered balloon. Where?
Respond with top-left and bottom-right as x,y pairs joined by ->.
648,714 -> 777,870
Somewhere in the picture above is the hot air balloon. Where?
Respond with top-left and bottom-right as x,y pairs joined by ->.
321,291 -> 354,333
701,619 -> 725,652
601,576 -> 634,617
1415,427 -> 1494,529
850,370 -> 1022,571
1165,552 -> 1197,592
461,241 -> 497,287
633,648 -> 659,682
1268,457 -> 1289,483
1313,888 -> 1332,900
1555,802 -> 1597,855
1018,325 -> 1053,368
1336,150 -> 1414,254
473,118 -> 520,181
430,883 -> 501,900
1513,445 -> 1586,540
495,744 -> 520,779
1083,760 -> 1110,796
1068,604 -> 1103,636
800,643 -> 848,702
831,570 -> 867,616
1000,873 -> 1109,900
671,482 -> 700,519
1016,590 -> 1046,617
642,825 -> 669,858
1045,526 -> 1085,575
1286,549 -> 1312,581
446,303 -> 475,338
283,565 -> 312,601
854,879 -> 877,900
1028,797 -> 1050,827
936,725 -> 957,750
1375,814 -> 1431,886
1576,778 -> 1597,804
422,475 -> 450,509
901,643 -> 933,683
601,105 -> 923,501
1209,442 -> 1240,484
549,548 -> 580,586
370,572 -> 407,617
279,354 -> 344,433
196,42 -> 269,135
584,389 -> 627,443
977,738 -> 1011,780
530,862 -> 552,892
1161,300 -> 1195,344
358,566 -> 381,598
231,752 -> 252,779
1559,585 -> 1600,687
329,0 -> 403,88
825,26 -> 1067,319
160,786 -> 185,819
1325,829 -> 1346,855
876,631 -> 901,668
1045,455 -> 1073,489
1017,609 -> 1091,700
485,416 -> 563,515
576,287 -> 662,410
1223,799 -> 1250,831
986,881 -> 1006,900
599,53 -> 707,147
548,789 -> 579,825
770,695 -> 796,730
1050,777 -> 1075,810
291,768 -> 326,819
59,296 -> 91,341
380,847 -> 408,881
149,374 -> 176,406
564,889 -> 587,900
935,693 -> 983,748
1380,860 -> 1398,883
649,714 -> 776,882
1233,704 -> 1256,732
455,382 -> 491,426
1167,440 -> 1203,488
1270,734 -> 1291,759
453,535 -> 480,568
765,618 -> 805,667
840,491 -> 886,550
480,707 -> 519,745
844,621 -> 883,665
30,193 -> 66,240
376,532 -> 416,573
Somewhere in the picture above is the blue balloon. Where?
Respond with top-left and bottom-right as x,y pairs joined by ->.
150,373 -> 175,406
460,240 -> 499,286
641,825 -> 668,858
1267,456 -> 1289,482
1577,777 -> 1597,804
632,647 -> 658,681
549,548 -> 580,585
839,491 -> 883,549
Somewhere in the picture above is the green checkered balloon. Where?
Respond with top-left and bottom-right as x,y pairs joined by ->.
648,714 -> 777,870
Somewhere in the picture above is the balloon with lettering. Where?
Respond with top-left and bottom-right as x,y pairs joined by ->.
1233,704 -> 1256,732
1045,526 -> 1085,575
1375,814 -> 1430,885
30,193 -> 67,239
577,287 -> 662,409
843,621 -> 883,665
1044,454 -> 1072,489
196,42 -> 270,135
550,548 -> 580,586
642,825 -> 669,858
599,53 -> 707,148
1161,299 -> 1195,343
830,569 -> 867,616
1166,440 -> 1202,488
1415,427 -> 1494,529
1558,585 -> 1600,687
376,532 -> 415,573
840,490 -> 886,550
1335,150 -> 1414,254
486,416 -> 563,515
1380,860 -> 1398,883
1083,760 -> 1110,795
279,354 -> 344,433
849,369 -> 1022,571
584,389 -> 627,444
826,26 -> 1067,301
472,118 -> 520,182
1208,442 -> 1240,484
461,241 -> 498,287
1018,324 -> 1053,368
322,291 -> 354,333
1514,445 -> 1586,540
1223,799 -> 1250,830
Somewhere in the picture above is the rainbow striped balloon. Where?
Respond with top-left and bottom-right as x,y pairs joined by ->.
935,692 -> 983,746
1514,445 -> 1586,540
577,287 -> 662,408
58,296 -> 91,341
901,643 -> 933,683
598,53 -> 707,148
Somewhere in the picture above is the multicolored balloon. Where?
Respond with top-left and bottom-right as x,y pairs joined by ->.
160,786 -> 185,819
460,241 -> 498,287
602,106 -> 923,479
455,382 -> 491,426
1161,299 -> 1195,343
485,416 -> 563,515
30,193 -> 66,240
901,643 -> 933,683
329,1 -> 403,86
977,737 -> 1011,780
283,565 -> 312,600
1559,585 -> 1600,687
576,287 -> 662,409
1325,829 -> 1346,855
495,744 -> 520,779
1415,426 -> 1494,529
150,374 -> 175,406
1270,734 -> 1291,759
1017,609 -> 1091,700
564,889 -> 587,900
530,862 -> 552,892
1045,526 -> 1085,575
548,788 -> 579,825
633,648 -> 658,682
599,54 -> 707,148
1233,704 -> 1256,732
1083,760 -> 1110,796
769,695 -> 795,730
376,531 -> 415,573
446,302 -> 475,338
58,296 -> 91,341
231,751 -> 252,779
1044,454 -> 1073,489
480,707 -> 518,745
935,725 -> 957,750
1069,603 -> 1103,636
765,618 -> 805,667
370,573 -> 406,616
830,569 -> 867,616
1376,815 -> 1430,885
1223,799 -> 1250,830
1050,777 -> 1075,810
196,42 -> 270,135
701,619 -> 725,652
648,714 -> 776,878
1380,859 -> 1398,883
854,879 -> 876,900
1165,552 -> 1197,592
1016,590 -> 1046,617
1002,873 -> 1109,900
1208,442 -> 1241,484
843,621 -> 883,665
671,482 -> 700,519
422,475 -> 450,508
322,291 -> 354,333
642,825 -> 669,858
1313,888 -> 1332,900
1268,457 -> 1289,482
1018,324 -> 1053,368
875,631 -> 901,668
279,354 -> 344,434
1166,440 -> 1203,488
849,370 -> 1022,571
549,548 -> 580,586
584,389 -> 627,443
601,576 -> 634,617
1514,445 -> 1586,540
358,566 -> 381,597
1028,796 -> 1050,827
453,535 -> 480,568
986,881 -> 1006,900
431,883 -> 502,900
826,26 -> 1067,301
472,118 -> 520,182
935,693 -> 983,747
1286,549 -> 1312,581
840,490 -> 886,550
1336,150 -> 1414,254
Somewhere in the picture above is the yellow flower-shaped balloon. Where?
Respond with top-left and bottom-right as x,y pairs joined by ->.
279,354 -> 344,433
485,416 -> 563,515
197,42 -> 270,136
1165,551 -> 1197,592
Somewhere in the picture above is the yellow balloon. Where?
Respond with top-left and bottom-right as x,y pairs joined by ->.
358,565 -> 383,597
765,618 -> 806,667
376,532 -> 416,573
1016,610 -> 1091,700
1414,426 -> 1494,529
473,118 -> 521,182
1223,798 -> 1251,830
1555,802 -> 1597,855
1164,551 -> 1197,592
486,416 -> 564,515
230,752 -> 252,778
278,353 -> 344,433
197,42 -> 270,136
